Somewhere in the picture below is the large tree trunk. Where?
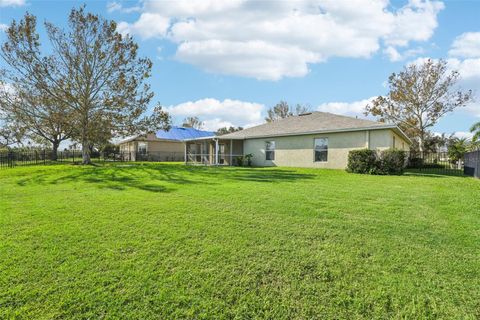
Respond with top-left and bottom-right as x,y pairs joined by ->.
418,131 -> 425,156
82,139 -> 91,165
51,140 -> 59,161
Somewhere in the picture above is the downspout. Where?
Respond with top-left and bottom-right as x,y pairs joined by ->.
366,130 -> 370,149
214,138 -> 219,166
184,142 -> 187,165
230,139 -> 233,166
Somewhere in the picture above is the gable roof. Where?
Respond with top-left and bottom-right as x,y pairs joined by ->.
156,126 -> 215,141
219,112 -> 411,143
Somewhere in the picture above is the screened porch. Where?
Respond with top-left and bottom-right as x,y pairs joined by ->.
184,138 -> 244,166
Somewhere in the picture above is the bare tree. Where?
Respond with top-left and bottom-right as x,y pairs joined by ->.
0,8 -> 170,164
365,59 -> 473,152
182,116 -> 204,129
216,126 -> 243,135
265,101 -> 312,122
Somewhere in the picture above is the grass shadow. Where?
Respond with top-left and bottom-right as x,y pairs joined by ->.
404,169 -> 467,178
13,163 -> 318,193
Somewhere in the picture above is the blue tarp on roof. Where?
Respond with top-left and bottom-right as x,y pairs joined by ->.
156,126 -> 215,141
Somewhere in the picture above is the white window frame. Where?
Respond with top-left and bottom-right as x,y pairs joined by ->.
314,138 -> 328,162
265,141 -> 275,161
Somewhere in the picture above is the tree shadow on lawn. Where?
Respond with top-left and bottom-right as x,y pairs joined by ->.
15,165 -> 174,193
14,163 -> 317,192
171,164 -> 317,183
404,169 -> 468,179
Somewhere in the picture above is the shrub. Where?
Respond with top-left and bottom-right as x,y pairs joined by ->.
408,157 -> 424,168
347,149 -> 377,174
375,149 -> 406,175
245,153 -> 253,167
235,154 -> 253,167
236,156 -> 244,166
347,149 -> 406,175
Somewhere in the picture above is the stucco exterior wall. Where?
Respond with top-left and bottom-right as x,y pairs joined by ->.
243,129 -> 409,169
391,131 -> 410,151
147,141 -> 184,153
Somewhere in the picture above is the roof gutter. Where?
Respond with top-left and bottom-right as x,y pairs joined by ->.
183,135 -> 217,142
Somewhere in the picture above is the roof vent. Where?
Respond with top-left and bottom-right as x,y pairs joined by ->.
298,112 -> 312,116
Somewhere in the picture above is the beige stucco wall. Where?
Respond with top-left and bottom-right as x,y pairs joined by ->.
119,139 -> 184,153
243,129 -> 410,169
147,141 -> 184,153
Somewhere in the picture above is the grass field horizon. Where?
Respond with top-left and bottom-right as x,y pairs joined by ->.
1,163 -> 479,319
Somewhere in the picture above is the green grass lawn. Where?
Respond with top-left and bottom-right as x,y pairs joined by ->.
0,163 -> 479,319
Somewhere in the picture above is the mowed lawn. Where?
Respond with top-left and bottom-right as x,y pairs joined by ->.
0,164 -> 479,319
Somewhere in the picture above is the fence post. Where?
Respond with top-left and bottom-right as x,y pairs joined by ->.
8,151 -> 13,168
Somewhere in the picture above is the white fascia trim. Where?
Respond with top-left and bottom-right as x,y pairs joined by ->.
233,125 -> 398,140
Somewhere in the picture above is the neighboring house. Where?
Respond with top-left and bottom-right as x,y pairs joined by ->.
184,112 -> 411,169
118,127 -> 215,161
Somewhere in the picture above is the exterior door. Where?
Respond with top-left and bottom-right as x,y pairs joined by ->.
218,144 -> 226,164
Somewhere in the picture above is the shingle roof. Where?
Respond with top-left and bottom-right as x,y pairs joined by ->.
219,112 -> 396,139
156,126 -> 215,141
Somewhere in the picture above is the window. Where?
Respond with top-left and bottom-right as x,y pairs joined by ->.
265,141 -> 275,160
137,142 -> 147,154
314,138 -> 328,162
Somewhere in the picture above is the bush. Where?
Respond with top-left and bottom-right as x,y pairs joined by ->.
347,149 -> 377,174
236,156 -> 244,166
235,154 -> 253,167
245,153 -> 253,167
375,149 -> 406,175
347,149 -> 406,175
408,157 -> 424,168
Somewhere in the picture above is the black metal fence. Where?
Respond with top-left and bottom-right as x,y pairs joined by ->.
0,150 -> 185,169
406,152 -> 464,176
464,150 -> 480,178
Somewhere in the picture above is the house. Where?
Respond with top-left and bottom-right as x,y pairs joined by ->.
184,112 -> 411,169
118,127 -> 215,161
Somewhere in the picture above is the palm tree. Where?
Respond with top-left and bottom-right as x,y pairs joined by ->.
448,137 -> 469,169
471,121 -> 480,144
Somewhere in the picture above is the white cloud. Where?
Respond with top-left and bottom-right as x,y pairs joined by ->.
449,32 -> 480,58
316,97 -> 377,117
118,0 -> 443,80
107,1 -> 141,13
117,13 -> 170,39
176,40 -> 318,80
165,98 -> 265,131
384,0 -> 444,47
0,0 -> 25,7
453,131 -> 474,140
384,46 -> 403,62
0,23 -> 8,32
464,102 -> 480,118
384,46 -> 425,61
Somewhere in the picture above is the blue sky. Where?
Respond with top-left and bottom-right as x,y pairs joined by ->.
1,0 -> 479,136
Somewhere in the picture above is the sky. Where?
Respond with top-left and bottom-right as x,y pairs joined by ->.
1,0 -> 479,138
